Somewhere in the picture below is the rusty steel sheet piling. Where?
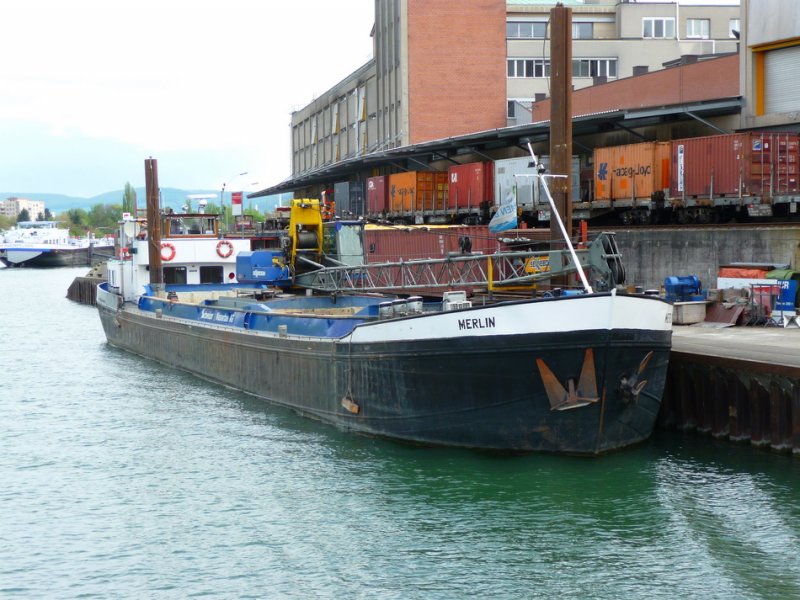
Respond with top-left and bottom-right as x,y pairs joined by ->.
662,352 -> 800,455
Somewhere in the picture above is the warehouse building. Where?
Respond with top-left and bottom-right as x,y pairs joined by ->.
258,1 -> 800,210
289,0 -> 741,181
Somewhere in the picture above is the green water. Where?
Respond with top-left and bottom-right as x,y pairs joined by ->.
1,267 -> 798,599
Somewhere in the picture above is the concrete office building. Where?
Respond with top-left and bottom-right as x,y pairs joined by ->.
0,197 -> 45,221
507,0 -> 740,124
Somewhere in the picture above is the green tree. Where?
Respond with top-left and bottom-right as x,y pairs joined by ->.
66,208 -> 86,226
244,206 -> 263,221
204,201 -> 222,215
18,208 -> 30,222
87,203 -> 123,230
43,208 -> 53,221
0,215 -> 12,231
122,183 -> 137,215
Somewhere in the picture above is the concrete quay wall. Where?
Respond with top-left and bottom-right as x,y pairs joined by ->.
611,226 -> 800,291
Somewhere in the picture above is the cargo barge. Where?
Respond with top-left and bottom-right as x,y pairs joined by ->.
96,169 -> 673,455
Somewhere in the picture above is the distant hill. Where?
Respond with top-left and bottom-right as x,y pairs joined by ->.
1,189 -> 290,215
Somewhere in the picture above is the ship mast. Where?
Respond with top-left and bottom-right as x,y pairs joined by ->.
145,157 -> 164,294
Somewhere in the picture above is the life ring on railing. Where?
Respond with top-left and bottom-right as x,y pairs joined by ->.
216,240 -> 234,259
118,247 -> 131,260
161,242 -> 176,262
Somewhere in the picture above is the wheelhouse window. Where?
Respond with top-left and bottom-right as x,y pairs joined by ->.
506,21 -> 548,39
642,17 -> 675,39
572,22 -> 593,39
163,266 -> 187,285
507,59 -> 550,78
686,18 -> 710,39
572,58 -> 617,78
199,266 -> 224,284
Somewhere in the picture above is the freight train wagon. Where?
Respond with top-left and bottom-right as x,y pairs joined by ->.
363,158 -> 581,227
367,168 -> 487,226
330,132 -> 800,227
590,132 -> 800,224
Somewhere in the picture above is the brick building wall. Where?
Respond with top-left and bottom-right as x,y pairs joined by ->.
531,54 -> 739,122
407,0 -> 507,144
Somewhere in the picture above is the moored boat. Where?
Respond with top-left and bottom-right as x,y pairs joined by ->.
96,185 -> 673,455
0,221 -> 114,268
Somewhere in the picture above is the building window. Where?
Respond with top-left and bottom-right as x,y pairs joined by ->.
508,58 -> 617,79
507,59 -> 550,78
686,18 -> 710,39
572,58 -> 617,78
729,18 -> 740,38
507,21 -> 548,39
572,22 -> 593,39
507,101 -> 515,119
642,17 -> 675,39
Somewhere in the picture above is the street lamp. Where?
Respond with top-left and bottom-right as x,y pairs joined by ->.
221,171 -> 248,231
240,181 -> 260,231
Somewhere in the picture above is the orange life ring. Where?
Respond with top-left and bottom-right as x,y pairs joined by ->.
216,240 -> 234,259
118,247 -> 131,260
161,242 -> 176,262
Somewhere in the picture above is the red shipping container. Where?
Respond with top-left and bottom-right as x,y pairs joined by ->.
447,161 -> 494,210
366,176 -> 389,214
364,225 -> 498,263
671,132 -> 800,198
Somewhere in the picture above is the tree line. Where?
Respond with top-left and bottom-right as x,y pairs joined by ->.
0,183 -> 271,236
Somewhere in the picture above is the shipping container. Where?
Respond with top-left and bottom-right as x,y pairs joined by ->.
333,180 -> 365,218
447,161 -> 494,210
366,176 -> 389,214
361,225 -> 499,295
388,171 -> 448,213
593,142 -> 671,202
670,132 -> 800,198
494,156 -> 580,210
364,225 -> 498,263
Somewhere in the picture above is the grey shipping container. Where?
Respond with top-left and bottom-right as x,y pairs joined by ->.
334,181 -> 366,218
493,156 -> 580,210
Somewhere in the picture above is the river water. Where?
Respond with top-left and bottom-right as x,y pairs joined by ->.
1,266 -> 799,599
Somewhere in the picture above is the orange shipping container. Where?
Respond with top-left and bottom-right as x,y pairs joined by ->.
594,142 -> 671,201
388,171 -> 448,212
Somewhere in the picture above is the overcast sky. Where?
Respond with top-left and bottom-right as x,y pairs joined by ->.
0,0 -> 374,197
